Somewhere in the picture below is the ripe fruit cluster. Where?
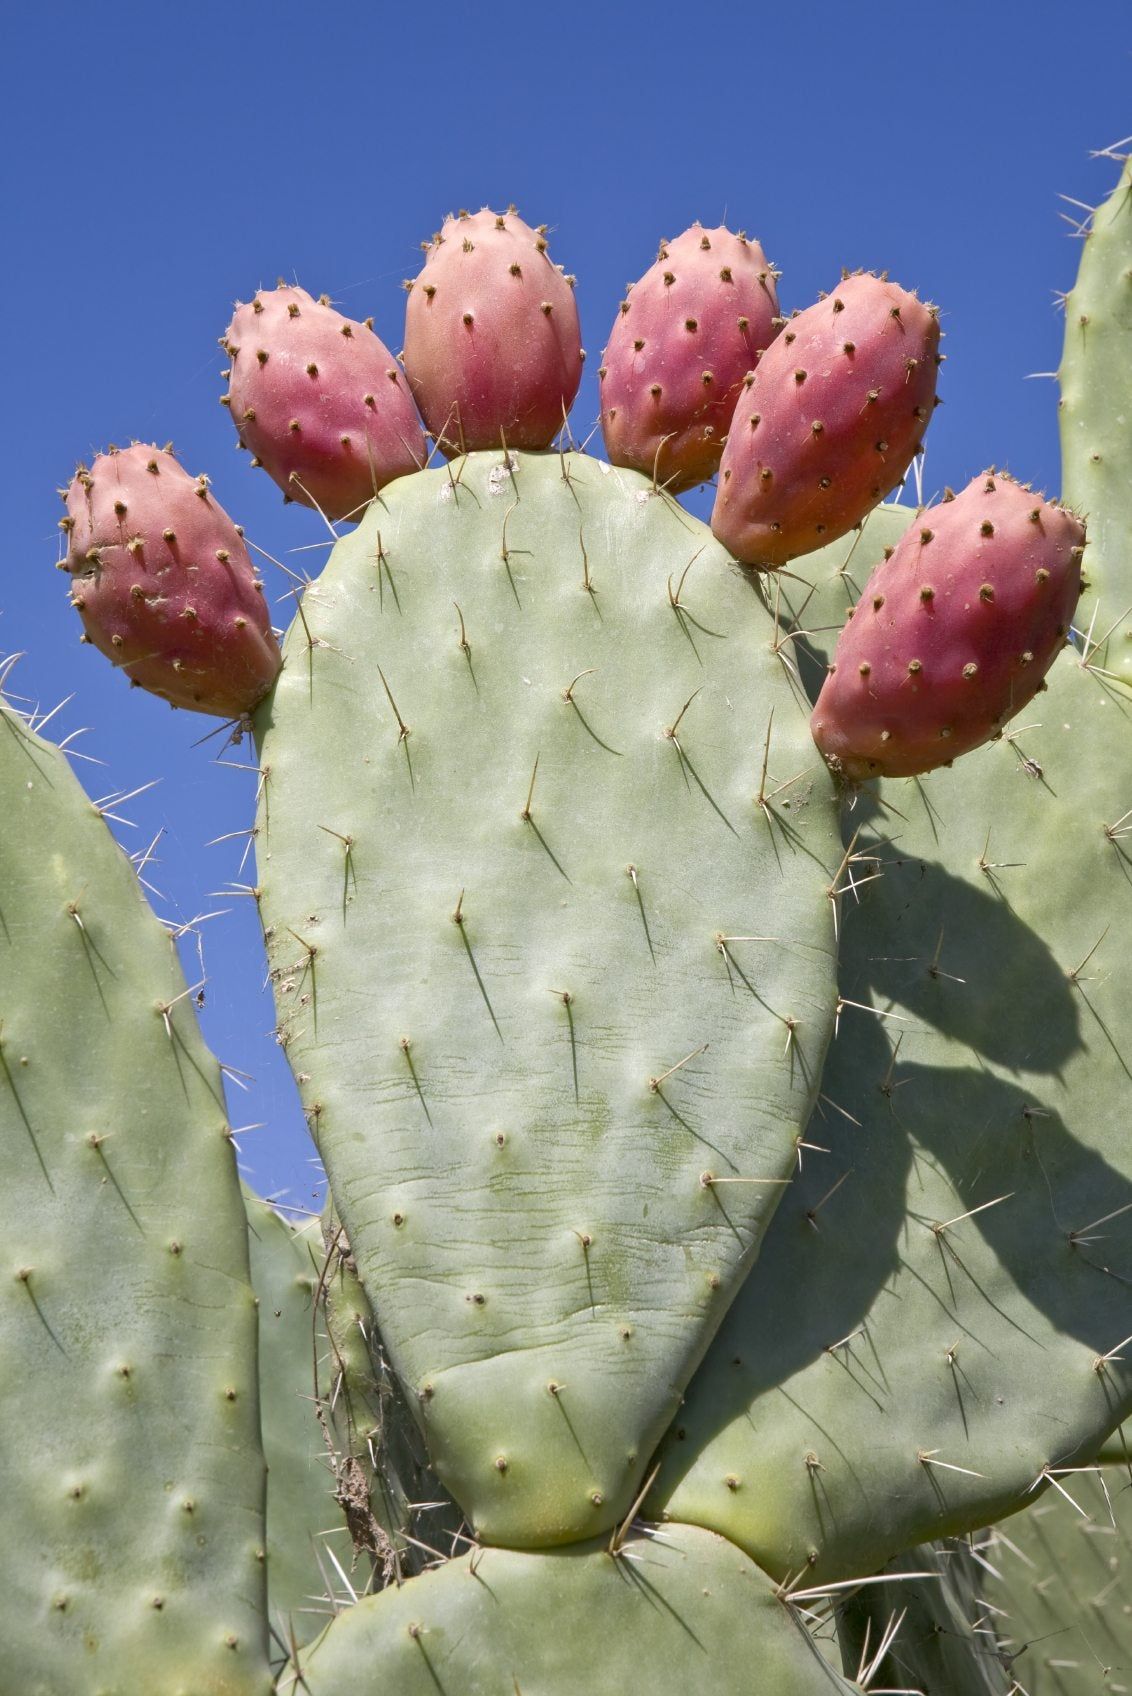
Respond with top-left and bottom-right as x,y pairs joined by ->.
59,204 -> 1083,780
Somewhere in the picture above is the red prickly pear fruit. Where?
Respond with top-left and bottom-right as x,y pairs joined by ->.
810,472 -> 1085,782
222,285 -> 427,522
599,224 -> 780,493
402,207 -> 583,454
712,273 -> 941,568
61,444 -> 281,718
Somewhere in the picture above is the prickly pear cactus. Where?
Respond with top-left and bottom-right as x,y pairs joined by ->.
318,1205 -> 465,1581
644,504 -> 1132,1579
832,1540 -> 1011,1695
402,210 -> 583,452
253,449 -> 842,1547
599,222 -> 780,491
0,702 -> 271,1694
10,148 -> 1132,1696
1097,1425 -> 1130,1467
1059,154 -> 1132,683
979,1463 -> 1132,1693
712,274 -> 939,567
243,1191 -> 341,1658
293,1523 -> 857,1695
61,444 -> 280,717
221,286 -> 426,520
811,474 -> 1084,779
248,1190 -> 465,1666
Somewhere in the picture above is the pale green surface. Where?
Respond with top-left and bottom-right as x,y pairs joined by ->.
292,1522 -> 855,1695
244,1192 -> 348,1658
1096,1425 -> 1131,1467
254,451 -> 842,1545
982,1467 -> 1132,1694
647,512 -> 1132,1580
1060,156 -> 1132,683
319,1208 -> 465,1582
250,1191 -> 467,1670
834,1541 -> 1010,1695
0,703 -> 270,1695
767,501 -> 914,703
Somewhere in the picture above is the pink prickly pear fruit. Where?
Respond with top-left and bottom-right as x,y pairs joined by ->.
712,272 -> 941,568
810,472 -> 1085,782
222,285 -> 426,521
599,224 -> 780,493
402,207 -> 583,454
60,444 -> 281,717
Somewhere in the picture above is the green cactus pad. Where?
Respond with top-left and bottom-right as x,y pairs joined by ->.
646,528 -> 1132,1581
1060,154 -> 1132,684
290,1522 -> 856,1694
248,1189 -> 466,1666
767,502 -> 915,704
1095,1425 -> 1130,1467
980,1465 -> 1132,1694
244,1191 -> 345,1658
0,703 -> 270,1694
319,1206 -> 466,1582
253,450 -> 842,1546
833,1542 -> 1010,1695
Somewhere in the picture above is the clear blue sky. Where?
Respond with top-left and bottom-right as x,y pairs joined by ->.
5,0 -> 1129,1211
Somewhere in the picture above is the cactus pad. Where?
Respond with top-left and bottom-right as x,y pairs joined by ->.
253,450 -> 841,1547
833,1541 -> 1010,1694
1059,156 -> 1132,685
646,522 -> 1132,1580
244,1191 -> 341,1657
980,1463 -> 1132,1693
291,1522 -> 856,1694
0,702 -> 270,1693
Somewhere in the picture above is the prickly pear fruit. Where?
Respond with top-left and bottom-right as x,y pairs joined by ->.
61,443 -> 280,716
222,285 -> 426,521
402,207 -> 582,453
712,273 -> 940,567
809,472 -> 1084,781
599,224 -> 780,492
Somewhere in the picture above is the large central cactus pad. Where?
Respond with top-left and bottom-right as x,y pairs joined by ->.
254,451 -> 841,1545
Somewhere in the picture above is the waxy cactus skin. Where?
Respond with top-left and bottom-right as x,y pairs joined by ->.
253,449 -> 842,1550
712,272 -> 940,567
222,285 -> 427,521
1058,155 -> 1132,683
810,473 -> 1084,781
61,443 -> 280,717
599,223 -> 780,492
402,207 -> 583,453
0,701 -> 271,1692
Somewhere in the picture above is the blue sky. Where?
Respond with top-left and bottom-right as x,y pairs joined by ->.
5,0 -> 1130,1210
